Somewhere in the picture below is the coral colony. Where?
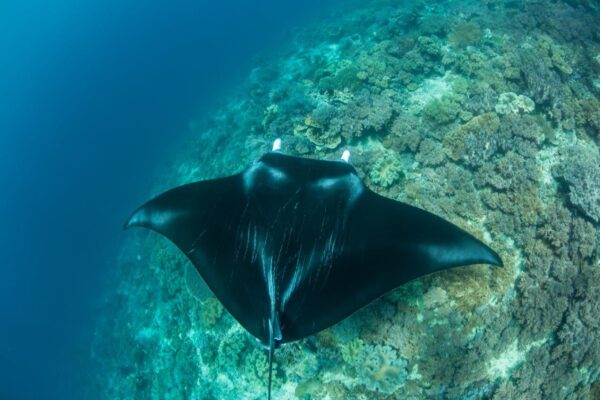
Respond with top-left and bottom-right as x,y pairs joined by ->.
91,0 -> 600,399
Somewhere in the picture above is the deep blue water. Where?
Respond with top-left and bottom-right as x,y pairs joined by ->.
0,1 -> 337,399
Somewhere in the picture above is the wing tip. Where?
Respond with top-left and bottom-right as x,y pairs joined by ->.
491,253 -> 503,268
484,246 -> 503,268
123,218 -> 134,230
123,207 -> 144,231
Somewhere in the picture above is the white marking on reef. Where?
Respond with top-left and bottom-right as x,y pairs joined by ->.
536,128 -> 576,201
408,71 -> 454,112
488,341 -> 522,378
488,338 -> 547,379
407,363 -> 423,381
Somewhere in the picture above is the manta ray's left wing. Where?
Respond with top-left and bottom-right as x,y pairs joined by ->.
124,175 -> 272,341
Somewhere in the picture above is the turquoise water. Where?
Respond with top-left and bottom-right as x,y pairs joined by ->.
4,0 -> 599,399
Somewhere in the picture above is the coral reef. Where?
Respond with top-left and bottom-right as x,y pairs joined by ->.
445,112 -> 500,167
495,92 -> 535,115
369,154 -> 404,188
90,0 -> 600,399
449,21 -> 482,49
553,142 -> 600,222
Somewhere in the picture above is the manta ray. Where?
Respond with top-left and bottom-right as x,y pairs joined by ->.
124,139 -> 502,399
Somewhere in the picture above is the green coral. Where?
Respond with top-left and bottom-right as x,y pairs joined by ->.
417,35 -> 442,58
422,96 -> 460,125
318,63 -> 362,93
369,155 -> 404,188
216,326 -> 246,371
448,21 -> 481,48
242,347 -> 279,388
199,297 -> 223,327
340,338 -> 365,364
538,34 -> 573,75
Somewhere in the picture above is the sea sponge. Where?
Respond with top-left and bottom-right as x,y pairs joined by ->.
495,92 -> 535,115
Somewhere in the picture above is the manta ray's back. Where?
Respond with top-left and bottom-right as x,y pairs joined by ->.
124,145 -> 502,399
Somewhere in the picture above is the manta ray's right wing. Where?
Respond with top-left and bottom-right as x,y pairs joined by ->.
278,188 -> 502,343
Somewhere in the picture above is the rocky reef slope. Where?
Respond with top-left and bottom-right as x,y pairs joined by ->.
91,0 -> 600,398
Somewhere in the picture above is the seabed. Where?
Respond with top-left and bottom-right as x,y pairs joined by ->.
90,0 -> 600,399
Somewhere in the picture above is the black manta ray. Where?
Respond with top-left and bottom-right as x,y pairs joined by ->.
124,139 -> 502,399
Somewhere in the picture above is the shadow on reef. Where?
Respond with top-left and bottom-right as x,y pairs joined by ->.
90,0 -> 600,399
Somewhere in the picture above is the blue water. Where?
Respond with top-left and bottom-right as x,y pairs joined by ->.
0,1 -> 337,399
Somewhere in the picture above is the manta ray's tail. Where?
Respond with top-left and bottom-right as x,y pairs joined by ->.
267,330 -> 274,400
267,301 -> 281,400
